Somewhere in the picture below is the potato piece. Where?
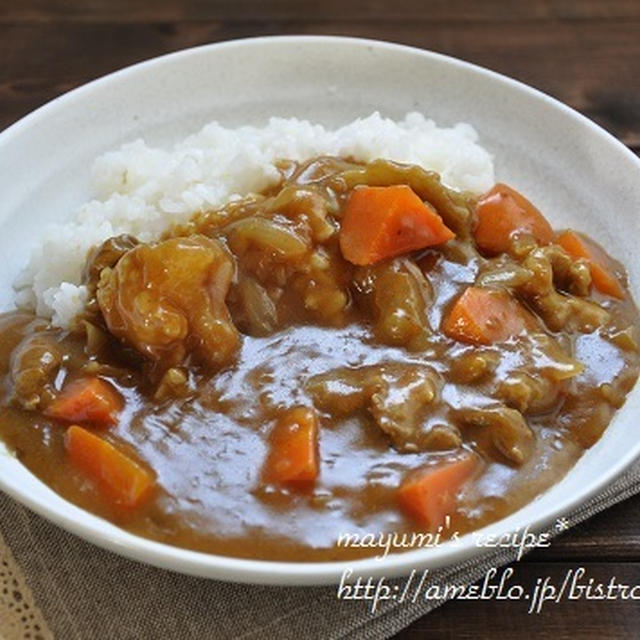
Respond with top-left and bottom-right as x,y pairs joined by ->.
97,235 -> 239,371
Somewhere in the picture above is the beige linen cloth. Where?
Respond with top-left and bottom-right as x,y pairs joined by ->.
0,459 -> 639,640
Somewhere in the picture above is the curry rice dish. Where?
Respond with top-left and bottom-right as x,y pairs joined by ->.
0,140 -> 637,562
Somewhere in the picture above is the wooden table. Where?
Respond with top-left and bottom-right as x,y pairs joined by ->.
2,2 -> 639,638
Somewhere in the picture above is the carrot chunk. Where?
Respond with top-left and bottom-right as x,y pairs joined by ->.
474,183 -> 554,254
443,286 -> 528,345
264,407 -> 319,485
398,454 -> 478,530
45,377 -> 122,427
65,425 -> 155,510
339,185 -> 455,265
557,229 -> 625,299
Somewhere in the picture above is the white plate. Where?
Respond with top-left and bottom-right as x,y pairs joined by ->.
0,36 -> 639,585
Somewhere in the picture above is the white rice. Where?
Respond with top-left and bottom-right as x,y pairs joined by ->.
13,112 -> 495,327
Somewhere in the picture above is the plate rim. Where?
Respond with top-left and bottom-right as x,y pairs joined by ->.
1,34 -> 639,586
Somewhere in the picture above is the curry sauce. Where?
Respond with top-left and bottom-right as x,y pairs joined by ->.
0,157 -> 637,562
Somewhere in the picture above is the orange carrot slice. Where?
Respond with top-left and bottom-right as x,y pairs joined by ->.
339,185 -> 455,265
65,425 -> 155,510
398,454 -> 478,530
557,229 -> 625,299
263,407 -> 319,485
45,377 -> 122,427
474,183 -> 554,254
443,286 -> 529,345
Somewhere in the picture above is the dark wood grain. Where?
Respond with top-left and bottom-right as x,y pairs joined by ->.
2,19 -> 640,145
394,495 -> 640,638
2,2 -> 639,638
525,493 -> 640,563
2,0 -> 640,23
401,562 -> 640,639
